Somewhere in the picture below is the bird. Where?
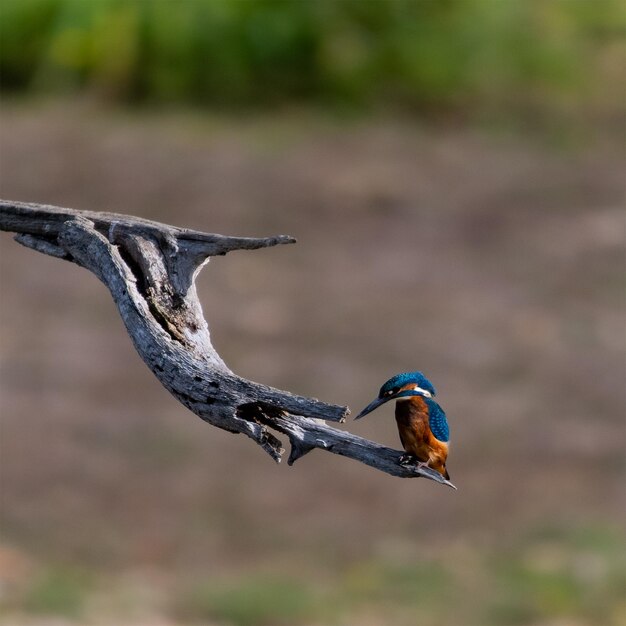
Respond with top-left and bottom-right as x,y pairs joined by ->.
354,371 -> 450,479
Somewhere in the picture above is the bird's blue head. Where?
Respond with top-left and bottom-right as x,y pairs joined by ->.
354,371 -> 437,420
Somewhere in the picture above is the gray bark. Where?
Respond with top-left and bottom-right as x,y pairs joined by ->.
0,200 -> 455,488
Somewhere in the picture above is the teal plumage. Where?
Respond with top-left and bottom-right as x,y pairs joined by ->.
379,371 -> 436,398
424,397 -> 449,442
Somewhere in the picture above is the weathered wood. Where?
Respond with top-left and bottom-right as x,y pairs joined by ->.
0,200 -> 456,488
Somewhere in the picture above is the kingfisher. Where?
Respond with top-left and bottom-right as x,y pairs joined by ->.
355,372 -> 450,479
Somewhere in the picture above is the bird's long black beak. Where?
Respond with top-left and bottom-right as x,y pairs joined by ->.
354,396 -> 391,419
354,389 -> 427,420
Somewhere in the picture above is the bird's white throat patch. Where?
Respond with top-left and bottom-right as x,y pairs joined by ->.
396,384 -> 432,400
416,386 -> 432,398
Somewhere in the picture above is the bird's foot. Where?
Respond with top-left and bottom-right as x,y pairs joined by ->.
399,454 -> 431,470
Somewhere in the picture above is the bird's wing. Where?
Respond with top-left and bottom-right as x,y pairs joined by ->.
425,398 -> 450,442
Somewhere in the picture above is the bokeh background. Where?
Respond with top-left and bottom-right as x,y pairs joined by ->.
1,1 -> 625,625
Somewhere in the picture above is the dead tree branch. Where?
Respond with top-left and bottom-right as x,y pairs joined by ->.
0,200 -> 455,489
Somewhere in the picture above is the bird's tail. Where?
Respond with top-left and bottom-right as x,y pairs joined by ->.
431,460 -> 450,480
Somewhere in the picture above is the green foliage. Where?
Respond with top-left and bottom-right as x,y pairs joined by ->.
17,566 -> 92,618
0,0 -> 622,115
176,575 -> 321,626
3,526 -> 623,625
340,559 -> 452,610
171,525 -> 626,626
485,525 -> 626,626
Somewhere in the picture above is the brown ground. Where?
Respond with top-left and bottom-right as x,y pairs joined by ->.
1,102 -> 624,624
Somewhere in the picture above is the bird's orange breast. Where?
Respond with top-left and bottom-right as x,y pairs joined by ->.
395,396 -> 449,476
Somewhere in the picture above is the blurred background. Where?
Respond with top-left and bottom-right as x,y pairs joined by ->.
1,1 -> 624,625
